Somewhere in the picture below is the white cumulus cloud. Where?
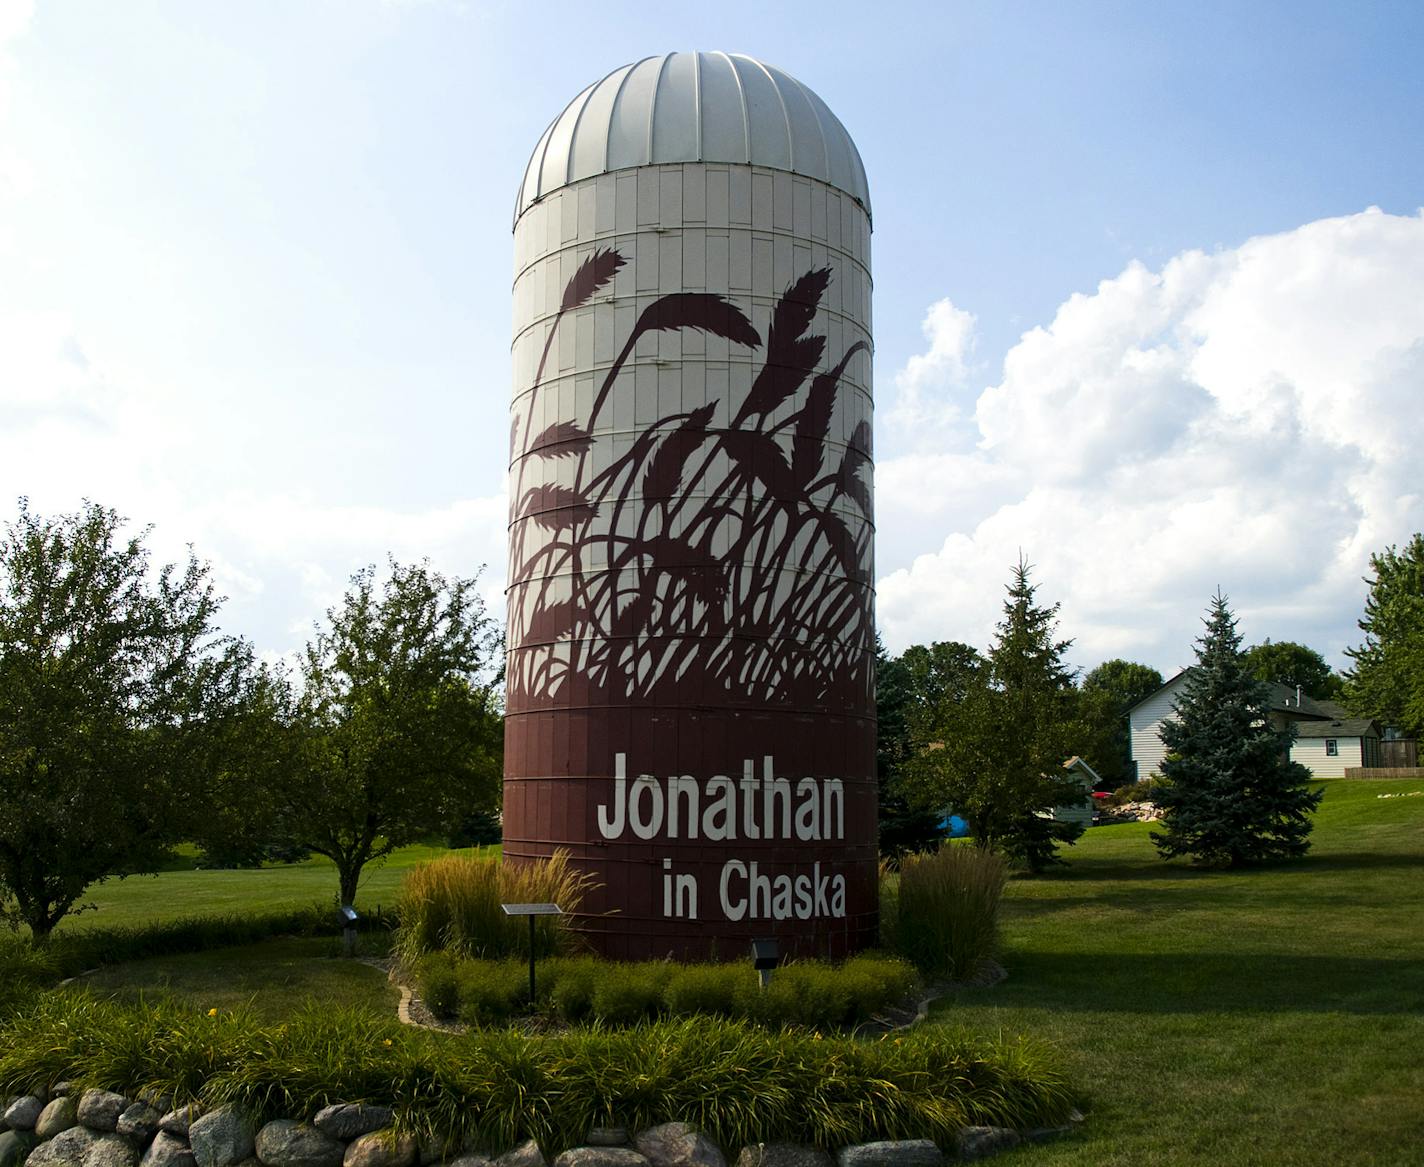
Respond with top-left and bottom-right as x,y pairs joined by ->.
876,207 -> 1424,673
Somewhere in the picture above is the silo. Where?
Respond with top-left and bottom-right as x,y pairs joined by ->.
504,52 -> 875,960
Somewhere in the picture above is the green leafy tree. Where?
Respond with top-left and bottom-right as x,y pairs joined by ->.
1242,639 -> 1344,701
1152,592 -> 1322,866
1079,659 -> 1164,787
901,560 -> 1087,871
874,637 -> 957,858
0,500 -> 243,937
267,560 -> 503,905
1343,533 -> 1424,737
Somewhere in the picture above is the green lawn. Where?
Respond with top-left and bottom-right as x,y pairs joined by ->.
931,778 -> 1424,1166
57,843 -> 500,933
76,936 -> 398,1021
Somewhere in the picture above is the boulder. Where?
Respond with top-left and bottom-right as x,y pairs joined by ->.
550,1151 -> 647,1167
492,1143 -> 545,1167
116,1106 -> 161,1144
35,1099 -> 79,1141
342,1134 -> 417,1167
77,1093 -> 130,1134
26,1126 -> 97,1167
733,1148 -> 831,1167
140,1134 -> 197,1167
189,1107 -> 255,1167
310,1111 -> 393,1144
583,1133 -> 626,1151
633,1125 -> 724,1167
833,1144 -> 942,1167
446,1156 -> 492,1167
254,1122 -> 344,1167
86,1134 -> 142,1167
954,1129 -> 1020,1162
2,1099 -> 42,1133
0,1131 -> 37,1167
158,1111 -> 199,1140
52,1088 -> 74,1101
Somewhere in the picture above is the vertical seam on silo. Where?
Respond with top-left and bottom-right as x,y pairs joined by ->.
748,57 -> 793,171
648,53 -> 672,164
718,51 -> 750,163
606,58 -> 646,173
692,51 -> 703,158
787,73 -> 830,184
564,83 -> 599,188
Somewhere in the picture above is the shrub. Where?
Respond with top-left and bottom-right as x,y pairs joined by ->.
589,963 -> 667,1025
394,850 -> 596,964
0,995 -> 1077,1150
1106,778 -> 1164,807
456,962 -> 527,1027
894,844 -> 1007,981
545,957 -> 599,1022
663,964 -> 737,1017
418,955 -> 461,1019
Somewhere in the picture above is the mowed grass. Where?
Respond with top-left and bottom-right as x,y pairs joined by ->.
932,779 -> 1424,1166
76,936 -> 398,1022
57,844 -> 501,933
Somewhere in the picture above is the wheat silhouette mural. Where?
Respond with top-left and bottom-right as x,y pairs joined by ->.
507,247 -> 873,713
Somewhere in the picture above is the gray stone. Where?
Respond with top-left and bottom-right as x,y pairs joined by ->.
0,1131 -> 37,1167
36,1099 -> 79,1141
116,1106 -> 160,1144
551,1151 -> 647,1167
85,1133 -> 142,1167
254,1122 -> 343,1167
27,1126 -> 97,1167
491,1143 -> 545,1167
310,1111 -> 393,1144
157,1111 -> 199,1140
446,1156 -> 492,1167
140,1135 -> 195,1167
342,1134 -> 417,1167
2,1099 -> 42,1133
135,1095 -> 171,1119
733,1148 -> 831,1167
833,1144 -> 942,1167
633,1126 -> 723,1167
51,1088 -> 74,1101
953,1129 -> 1019,1162
189,1107 -> 255,1167
77,1094 -> 130,1134
583,1133 -> 626,1151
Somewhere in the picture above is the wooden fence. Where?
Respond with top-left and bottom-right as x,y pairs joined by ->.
1344,767 -> 1424,779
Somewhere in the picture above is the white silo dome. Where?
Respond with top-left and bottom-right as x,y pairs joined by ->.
515,51 -> 871,225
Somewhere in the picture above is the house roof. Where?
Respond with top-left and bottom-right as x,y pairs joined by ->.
1293,719 -> 1381,739
1126,667 -> 1350,721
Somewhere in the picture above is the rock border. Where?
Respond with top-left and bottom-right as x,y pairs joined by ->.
1,1092 -> 1083,1167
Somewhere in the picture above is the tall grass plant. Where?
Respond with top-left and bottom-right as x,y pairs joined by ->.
894,844 -> 1007,981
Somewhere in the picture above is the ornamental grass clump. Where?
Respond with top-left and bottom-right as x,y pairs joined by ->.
894,844 -> 1007,982
0,994 -> 1076,1150
394,849 -> 595,963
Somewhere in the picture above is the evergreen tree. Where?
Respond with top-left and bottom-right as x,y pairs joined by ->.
1152,592 -> 1322,866
1343,533 -> 1424,737
901,559 -> 1086,871
875,637 -> 953,859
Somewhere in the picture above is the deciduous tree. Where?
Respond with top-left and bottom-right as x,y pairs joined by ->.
273,560 -> 503,905
0,500 -> 242,937
1343,533 -> 1424,737
1242,639 -> 1343,701
1079,659 -> 1164,788
1152,592 -> 1322,866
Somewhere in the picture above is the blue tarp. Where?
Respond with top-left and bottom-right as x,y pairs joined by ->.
937,814 -> 970,838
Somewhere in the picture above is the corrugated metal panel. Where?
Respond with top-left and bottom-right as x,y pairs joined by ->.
515,52 -> 871,225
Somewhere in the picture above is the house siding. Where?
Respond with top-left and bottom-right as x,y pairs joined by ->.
1291,736 -> 1364,779
1129,676 -> 1187,780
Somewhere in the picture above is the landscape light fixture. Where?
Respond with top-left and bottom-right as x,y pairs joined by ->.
338,904 -> 359,957
501,902 -> 564,1003
751,937 -> 779,989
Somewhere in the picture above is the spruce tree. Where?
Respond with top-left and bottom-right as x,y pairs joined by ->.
1152,592 -> 1322,866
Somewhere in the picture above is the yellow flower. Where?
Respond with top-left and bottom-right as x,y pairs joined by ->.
207,1008 -> 218,1017
382,1038 -> 393,1047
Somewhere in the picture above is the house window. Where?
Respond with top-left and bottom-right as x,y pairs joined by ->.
1325,739 -> 1338,757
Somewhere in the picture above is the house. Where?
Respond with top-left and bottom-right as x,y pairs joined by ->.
1127,669 -> 1383,781
1055,757 -> 1100,828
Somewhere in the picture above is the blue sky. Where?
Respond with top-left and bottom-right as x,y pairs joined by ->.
2,0 -> 1422,676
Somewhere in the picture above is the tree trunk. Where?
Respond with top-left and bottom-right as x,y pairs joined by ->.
338,862 -> 362,907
